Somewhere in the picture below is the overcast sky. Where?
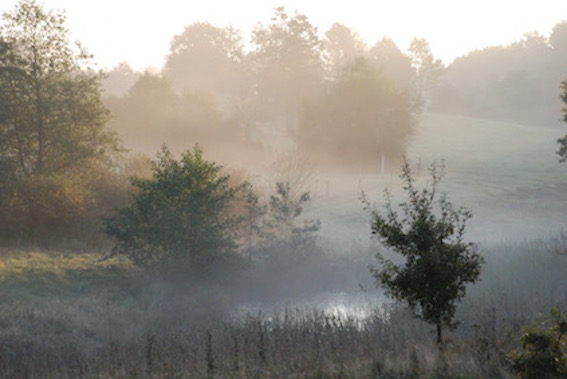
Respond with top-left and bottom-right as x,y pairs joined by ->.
1,0 -> 566,71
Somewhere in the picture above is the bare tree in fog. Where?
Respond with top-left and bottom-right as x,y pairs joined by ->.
408,38 -> 445,110
322,23 -> 367,82
369,37 -> 414,92
250,7 -> 323,132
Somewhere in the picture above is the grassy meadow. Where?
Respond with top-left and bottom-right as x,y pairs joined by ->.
1,112 -> 567,377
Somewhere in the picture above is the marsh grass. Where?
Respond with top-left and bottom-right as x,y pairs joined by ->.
0,236 -> 564,377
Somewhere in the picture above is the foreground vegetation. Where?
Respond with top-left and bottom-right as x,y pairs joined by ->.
0,236 -> 564,378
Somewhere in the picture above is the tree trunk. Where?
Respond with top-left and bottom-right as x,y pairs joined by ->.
436,323 -> 443,345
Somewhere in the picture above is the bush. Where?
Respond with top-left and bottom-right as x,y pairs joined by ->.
104,145 -> 252,267
252,181 -> 321,265
508,307 -> 567,378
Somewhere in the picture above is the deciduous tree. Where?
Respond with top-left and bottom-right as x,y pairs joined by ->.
362,161 -> 483,344
0,0 -> 121,246
163,22 -> 244,97
250,7 -> 323,131
0,0 -> 119,178
296,59 -> 414,166
322,23 -> 366,81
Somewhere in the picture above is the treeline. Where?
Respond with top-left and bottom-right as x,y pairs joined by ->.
431,24 -> 567,127
103,8 -> 440,166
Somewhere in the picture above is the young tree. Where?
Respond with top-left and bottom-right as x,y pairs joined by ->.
508,308 -> 567,378
104,145 -> 250,267
362,161 -> 483,344
251,181 -> 321,265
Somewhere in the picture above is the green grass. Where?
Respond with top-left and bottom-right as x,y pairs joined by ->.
407,112 -> 567,198
309,112 -> 567,246
0,250 -> 133,302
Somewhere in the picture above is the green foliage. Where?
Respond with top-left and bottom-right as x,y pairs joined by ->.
0,0 -> 119,178
0,0 -> 123,248
508,308 -> 567,378
104,145 -> 249,267
362,161 -> 483,344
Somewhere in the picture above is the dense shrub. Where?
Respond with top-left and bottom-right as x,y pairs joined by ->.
104,145 -> 252,267
508,307 -> 567,378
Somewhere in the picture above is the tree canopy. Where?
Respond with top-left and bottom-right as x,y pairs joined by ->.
0,0 -> 119,178
163,22 -> 244,97
296,59 -> 415,166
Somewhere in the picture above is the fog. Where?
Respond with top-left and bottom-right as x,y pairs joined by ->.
2,1 -> 567,376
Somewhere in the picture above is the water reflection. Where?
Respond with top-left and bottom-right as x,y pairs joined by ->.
234,291 -> 391,325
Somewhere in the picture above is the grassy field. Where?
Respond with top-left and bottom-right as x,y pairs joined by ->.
309,112 -> 567,247
408,112 -> 567,197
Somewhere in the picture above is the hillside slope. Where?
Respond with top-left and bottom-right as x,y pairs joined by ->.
313,112 -> 567,247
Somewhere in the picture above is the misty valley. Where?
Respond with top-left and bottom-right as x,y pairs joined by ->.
1,0 -> 567,377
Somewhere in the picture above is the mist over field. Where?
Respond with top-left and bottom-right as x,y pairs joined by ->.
1,0 -> 567,377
